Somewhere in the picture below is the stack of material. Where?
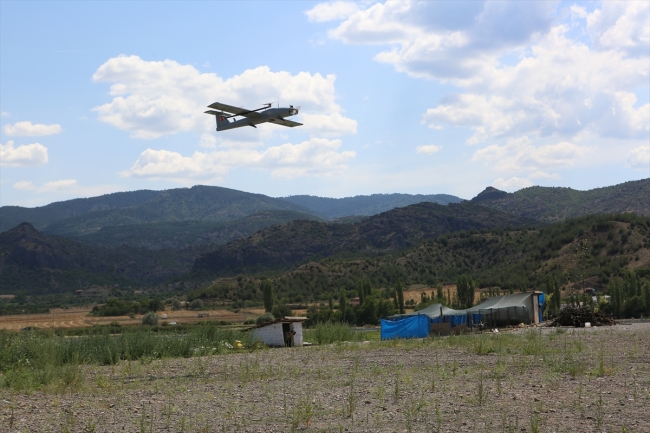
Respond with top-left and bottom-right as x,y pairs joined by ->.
550,306 -> 616,327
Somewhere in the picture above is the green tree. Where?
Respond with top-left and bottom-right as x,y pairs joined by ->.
357,281 -> 365,306
608,277 -> 624,318
328,294 -> 334,312
141,312 -> 159,326
271,302 -> 292,318
436,283 -> 443,303
339,288 -> 347,319
262,279 -> 274,313
456,275 -> 476,309
396,281 -> 405,314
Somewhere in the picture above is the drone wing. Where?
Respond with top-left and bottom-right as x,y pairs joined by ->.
207,102 -> 263,119
269,118 -> 303,128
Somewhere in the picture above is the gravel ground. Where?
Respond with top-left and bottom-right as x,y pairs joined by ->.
1,323 -> 649,433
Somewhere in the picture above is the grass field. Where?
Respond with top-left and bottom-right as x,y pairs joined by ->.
0,307 -> 265,331
1,323 -> 649,432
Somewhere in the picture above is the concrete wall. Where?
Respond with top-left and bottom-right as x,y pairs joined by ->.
252,322 -> 304,347
252,323 -> 284,347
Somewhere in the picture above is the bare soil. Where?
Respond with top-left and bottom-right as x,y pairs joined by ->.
2,323 -> 649,432
0,307 -> 265,331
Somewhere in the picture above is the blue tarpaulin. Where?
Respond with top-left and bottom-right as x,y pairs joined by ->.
380,315 -> 429,340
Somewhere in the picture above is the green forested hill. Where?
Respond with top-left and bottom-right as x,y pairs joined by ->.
0,190 -> 162,232
68,210 -> 321,249
193,201 -> 536,276
0,223 -> 206,294
280,193 -> 463,219
192,213 -> 650,305
472,178 -> 650,222
0,185 -> 314,234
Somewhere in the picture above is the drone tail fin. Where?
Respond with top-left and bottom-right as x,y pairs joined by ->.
205,110 -> 232,131
215,113 -> 232,131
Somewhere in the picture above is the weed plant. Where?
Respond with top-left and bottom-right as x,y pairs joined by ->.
0,325 -> 252,392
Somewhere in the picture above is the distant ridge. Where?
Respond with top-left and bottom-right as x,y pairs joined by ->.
0,185 -> 314,234
471,179 -> 650,222
280,193 -> 463,219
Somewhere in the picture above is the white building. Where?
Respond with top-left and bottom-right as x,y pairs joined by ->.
252,317 -> 307,347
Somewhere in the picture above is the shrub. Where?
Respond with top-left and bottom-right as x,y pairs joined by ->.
171,299 -> 182,310
141,312 -> 159,326
190,299 -> 203,311
256,312 -> 275,326
271,303 -> 292,318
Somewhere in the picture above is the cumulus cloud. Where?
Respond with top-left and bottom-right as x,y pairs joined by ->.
0,141 -> 49,167
3,121 -> 62,136
416,145 -> 442,154
121,138 -> 356,182
305,1 -> 361,22
300,112 -> 357,136
92,56 -> 356,139
471,136 -> 590,177
315,1 -> 649,150
492,177 -> 533,191
199,133 -> 217,149
627,145 -> 650,170
38,179 -> 77,193
585,2 -> 649,55
1,112 -> 9,117
12,181 -> 36,191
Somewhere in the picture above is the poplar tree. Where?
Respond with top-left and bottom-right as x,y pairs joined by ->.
396,281 -> 405,314
261,279 -> 274,313
339,288 -> 347,320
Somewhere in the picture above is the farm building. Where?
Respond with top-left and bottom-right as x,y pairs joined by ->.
381,292 -> 545,340
252,316 -> 307,347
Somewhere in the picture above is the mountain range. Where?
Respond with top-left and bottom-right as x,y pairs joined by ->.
0,178 -> 648,297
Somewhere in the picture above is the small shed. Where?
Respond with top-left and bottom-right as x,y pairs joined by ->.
252,316 -> 307,347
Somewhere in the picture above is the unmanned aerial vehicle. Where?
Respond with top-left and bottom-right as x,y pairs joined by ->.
205,102 -> 302,131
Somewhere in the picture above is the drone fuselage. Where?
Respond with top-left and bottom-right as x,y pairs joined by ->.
210,106 -> 301,131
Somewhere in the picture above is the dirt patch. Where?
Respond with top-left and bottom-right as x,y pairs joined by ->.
0,307 -> 265,331
2,324 -> 648,432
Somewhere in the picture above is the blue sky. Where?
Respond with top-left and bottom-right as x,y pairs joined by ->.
1,1 -> 648,207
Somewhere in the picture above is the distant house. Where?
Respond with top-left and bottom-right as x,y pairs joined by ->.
351,296 -> 360,306
252,317 -> 307,347
74,290 -> 84,296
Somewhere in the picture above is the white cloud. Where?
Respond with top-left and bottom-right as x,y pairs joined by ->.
416,144 -> 442,155
12,181 -> 36,191
627,145 -> 650,170
199,133 -> 217,149
585,2 -> 649,55
38,179 -> 77,193
492,177 -> 533,191
121,138 -> 356,182
300,112 -> 357,136
3,121 -> 62,136
0,140 -> 49,167
315,1 -> 649,148
92,56 -> 356,139
471,136 -> 590,176
305,1 -> 361,22
1,111 -> 9,117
